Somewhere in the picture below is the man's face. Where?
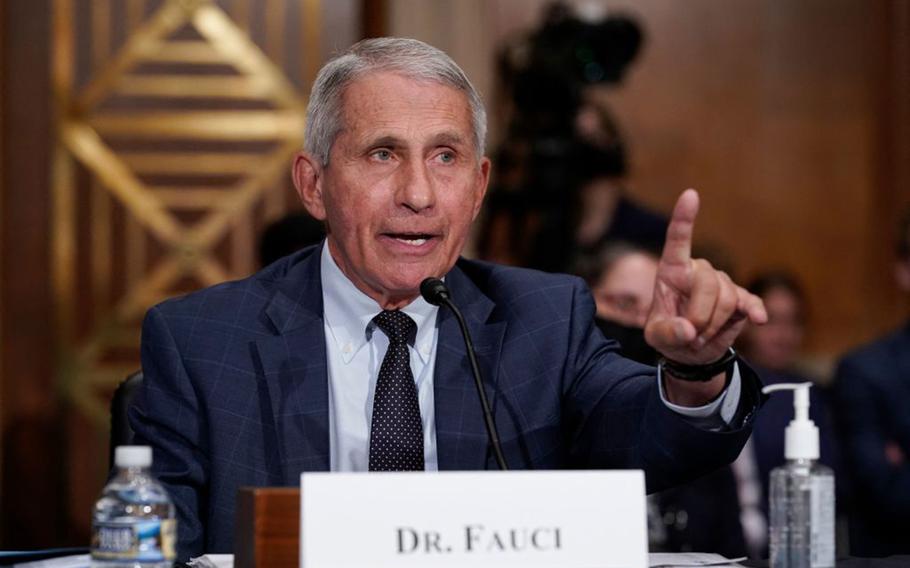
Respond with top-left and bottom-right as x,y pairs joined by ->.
742,287 -> 804,371
294,71 -> 490,308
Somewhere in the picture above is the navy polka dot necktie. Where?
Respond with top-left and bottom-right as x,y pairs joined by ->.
369,310 -> 424,471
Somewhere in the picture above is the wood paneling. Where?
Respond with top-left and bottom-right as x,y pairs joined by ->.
445,0 -> 907,359
2,0 -> 906,550
0,0 -> 361,548
592,0 -> 903,357
0,0 -> 5,497
1,0 -> 65,547
362,0 -> 387,38
608,0 -> 893,353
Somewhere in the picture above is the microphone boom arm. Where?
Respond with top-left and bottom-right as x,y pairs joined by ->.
440,296 -> 509,471
422,277 -> 508,471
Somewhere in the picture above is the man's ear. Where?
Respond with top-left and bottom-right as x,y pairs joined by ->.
292,151 -> 327,220
471,157 -> 492,220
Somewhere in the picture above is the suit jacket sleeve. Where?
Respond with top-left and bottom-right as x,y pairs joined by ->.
560,278 -> 761,492
832,355 -> 910,518
129,306 -> 208,560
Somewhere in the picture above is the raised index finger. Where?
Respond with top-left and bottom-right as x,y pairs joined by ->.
661,189 -> 700,266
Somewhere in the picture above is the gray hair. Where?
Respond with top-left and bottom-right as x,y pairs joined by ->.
304,37 -> 487,165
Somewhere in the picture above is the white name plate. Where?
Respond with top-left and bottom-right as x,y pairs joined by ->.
300,470 -> 647,568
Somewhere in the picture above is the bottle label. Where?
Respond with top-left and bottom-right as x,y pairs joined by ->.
91,519 -> 176,562
809,476 -> 835,567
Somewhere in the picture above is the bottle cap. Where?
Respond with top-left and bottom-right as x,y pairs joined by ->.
762,382 -> 819,460
115,445 -> 152,468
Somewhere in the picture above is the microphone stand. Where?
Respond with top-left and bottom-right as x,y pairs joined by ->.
421,278 -> 509,471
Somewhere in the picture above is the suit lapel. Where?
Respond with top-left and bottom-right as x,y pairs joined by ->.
434,262 -> 508,470
254,247 -> 330,483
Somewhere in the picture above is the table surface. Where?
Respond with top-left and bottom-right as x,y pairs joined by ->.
4,550 -> 908,567
743,557 -> 910,568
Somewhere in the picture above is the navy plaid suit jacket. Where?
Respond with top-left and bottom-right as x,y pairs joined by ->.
831,322 -> 910,556
131,243 -> 761,560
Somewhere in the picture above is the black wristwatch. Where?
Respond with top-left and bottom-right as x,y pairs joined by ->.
658,348 -> 737,382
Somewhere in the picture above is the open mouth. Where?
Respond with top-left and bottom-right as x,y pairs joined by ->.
385,233 -> 435,246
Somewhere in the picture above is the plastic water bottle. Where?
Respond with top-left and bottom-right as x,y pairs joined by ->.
91,446 -> 176,567
764,383 -> 835,568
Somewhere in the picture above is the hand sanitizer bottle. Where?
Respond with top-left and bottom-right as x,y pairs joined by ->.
764,383 -> 835,568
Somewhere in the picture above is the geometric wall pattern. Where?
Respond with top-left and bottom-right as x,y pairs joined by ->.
51,0 -> 315,425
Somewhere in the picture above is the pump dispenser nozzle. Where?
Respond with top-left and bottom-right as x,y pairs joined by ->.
762,382 -> 818,460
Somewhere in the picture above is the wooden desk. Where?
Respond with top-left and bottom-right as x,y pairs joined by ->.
235,487 -> 300,568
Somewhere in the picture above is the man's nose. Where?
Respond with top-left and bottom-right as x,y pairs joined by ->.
397,159 -> 436,213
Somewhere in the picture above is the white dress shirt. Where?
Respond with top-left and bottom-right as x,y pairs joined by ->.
321,242 -> 441,471
319,242 -> 742,471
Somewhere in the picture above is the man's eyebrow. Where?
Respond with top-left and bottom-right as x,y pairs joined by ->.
362,135 -> 404,149
430,132 -> 468,147
360,132 -> 469,151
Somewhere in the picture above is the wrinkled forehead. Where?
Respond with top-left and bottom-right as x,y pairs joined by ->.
337,70 -> 474,135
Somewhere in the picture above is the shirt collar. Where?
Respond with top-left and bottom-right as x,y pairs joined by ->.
320,241 -> 438,364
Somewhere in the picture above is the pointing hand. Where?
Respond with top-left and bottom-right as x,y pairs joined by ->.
644,189 -> 767,366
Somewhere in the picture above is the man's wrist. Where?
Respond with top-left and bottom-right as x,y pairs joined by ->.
659,348 -> 737,382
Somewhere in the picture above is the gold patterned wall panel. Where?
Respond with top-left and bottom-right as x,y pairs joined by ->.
51,0 -> 320,426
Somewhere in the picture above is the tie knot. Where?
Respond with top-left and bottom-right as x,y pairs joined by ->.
372,310 -> 416,344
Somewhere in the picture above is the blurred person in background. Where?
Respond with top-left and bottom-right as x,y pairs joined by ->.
571,106 -> 667,257
832,209 -> 910,557
575,243 -> 748,558
478,2 -> 667,272
575,241 -> 660,364
739,273 -> 811,374
735,271 -> 840,558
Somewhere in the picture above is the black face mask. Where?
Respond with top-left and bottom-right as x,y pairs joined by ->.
595,317 -> 659,366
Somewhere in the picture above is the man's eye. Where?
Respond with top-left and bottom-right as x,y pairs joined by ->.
437,151 -> 455,164
372,149 -> 392,161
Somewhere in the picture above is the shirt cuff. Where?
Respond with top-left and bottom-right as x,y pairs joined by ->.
658,361 -> 742,429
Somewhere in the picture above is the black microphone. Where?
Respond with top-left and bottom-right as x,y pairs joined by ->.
421,277 -> 509,471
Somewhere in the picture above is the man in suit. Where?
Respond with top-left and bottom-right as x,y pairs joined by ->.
131,37 -> 768,560
832,209 -> 910,556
